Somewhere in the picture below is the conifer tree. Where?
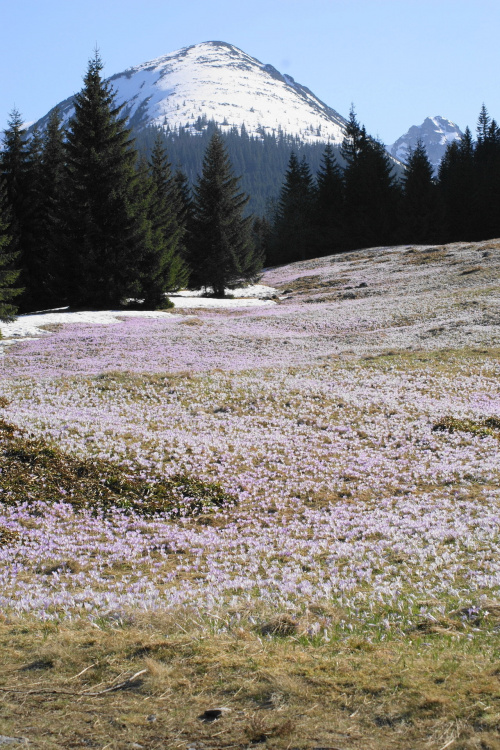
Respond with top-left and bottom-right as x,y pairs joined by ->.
190,131 -> 260,296
62,51 -> 149,308
173,167 -> 193,232
341,107 -> 400,249
1,109 -> 45,312
38,107 -> 66,308
0,181 -> 22,323
145,136 -> 188,299
314,143 -> 345,256
438,129 -> 476,241
474,105 -> 500,239
401,139 -> 438,244
268,151 -> 315,264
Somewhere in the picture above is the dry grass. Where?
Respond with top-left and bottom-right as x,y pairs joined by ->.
1,615 -> 500,749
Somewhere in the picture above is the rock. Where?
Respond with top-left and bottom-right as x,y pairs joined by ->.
197,707 -> 231,722
0,738 -> 28,746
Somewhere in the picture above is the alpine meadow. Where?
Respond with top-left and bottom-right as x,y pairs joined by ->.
1,37 -> 500,750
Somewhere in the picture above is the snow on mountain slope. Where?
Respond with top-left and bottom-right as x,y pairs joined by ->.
35,41 -> 347,145
388,116 -> 463,172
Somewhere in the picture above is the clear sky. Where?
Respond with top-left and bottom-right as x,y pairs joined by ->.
1,0 -> 499,145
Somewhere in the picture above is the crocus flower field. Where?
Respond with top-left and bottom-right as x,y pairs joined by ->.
1,240 -> 499,749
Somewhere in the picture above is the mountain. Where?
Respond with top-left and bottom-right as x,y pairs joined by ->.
34,41 -> 347,145
388,116 -> 463,172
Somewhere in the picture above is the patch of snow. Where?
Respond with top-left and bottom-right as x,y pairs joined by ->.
174,284 -> 277,299
0,287 -> 278,346
169,297 -> 276,309
0,309 -> 177,344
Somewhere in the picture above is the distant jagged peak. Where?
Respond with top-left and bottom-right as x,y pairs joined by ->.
389,115 -> 463,172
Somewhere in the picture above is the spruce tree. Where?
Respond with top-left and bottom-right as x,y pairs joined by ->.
314,143 -> 345,256
401,139 -> 438,244
268,151 -> 315,264
143,136 -> 188,303
341,108 -> 400,249
438,129 -> 476,241
1,109 -> 42,312
190,131 -> 260,296
474,106 -> 500,239
62,51 -> 148,308
39,108 -> 66,308
0,181 -> 22,323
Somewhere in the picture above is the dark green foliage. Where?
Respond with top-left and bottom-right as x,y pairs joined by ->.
401,139 -> 438,244
0,181 -> 22,322
432,415 -> 500,439
251,215 -> 272,267
437,129 -> 476,242
267,152 -> 316,264
438,106 -> 500,243
341,107 -> 401,250
139,136 -> 188,306
473,106 -> 500,240
135,122 -> 340,216
62,52 -> 148,308
38,108 -> 66,308
1,109 -> 43,312
313,143 -> 345,256
0,419 -> 236,516
173,167 -> 194,267
189,131 -> 261,295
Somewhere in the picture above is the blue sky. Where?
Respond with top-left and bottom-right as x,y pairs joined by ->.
1,0 -> 499,144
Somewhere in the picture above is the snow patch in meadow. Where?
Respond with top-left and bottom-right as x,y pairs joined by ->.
170,284 -> 277,308
0,284 -> 278,345
0,309 -> 178,343
171,297 -> 276,309
174,284 -> 277,299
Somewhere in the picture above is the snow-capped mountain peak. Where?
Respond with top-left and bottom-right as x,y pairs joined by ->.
388,115 -> 463,172
35,41 -> 347,145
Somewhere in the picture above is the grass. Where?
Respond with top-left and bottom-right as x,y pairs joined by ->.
1,613 -> 500,749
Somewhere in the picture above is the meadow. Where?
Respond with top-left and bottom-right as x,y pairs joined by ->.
0,239 -> 499,749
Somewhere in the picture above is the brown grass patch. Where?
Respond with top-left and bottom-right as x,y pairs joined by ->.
1,616 -> 500,749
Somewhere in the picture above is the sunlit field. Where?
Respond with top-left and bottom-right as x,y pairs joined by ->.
1,240 -> 499,749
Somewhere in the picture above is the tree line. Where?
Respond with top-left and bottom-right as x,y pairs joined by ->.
0,52 -> 261,321
2,52 -> 500,323
136,121 -> 342,216
265,105 -> 500,265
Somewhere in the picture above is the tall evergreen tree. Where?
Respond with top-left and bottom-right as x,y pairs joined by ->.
1,109 -> 42,312
314,143 -> 345,256
0,181 -> 22,322
401,139 -> 438,244
438,128 -> 476,241
268,151 -> 315,264
190,130 -> 260,296
147,137 -> 188,293
38,107 -> 66,308
62,51 -> 150,308
341,108 -> 400,249
474,105 -> 500,239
